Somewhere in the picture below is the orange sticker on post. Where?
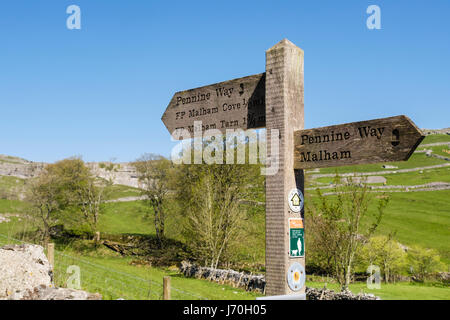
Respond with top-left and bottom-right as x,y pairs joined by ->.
289,218 -> 304,229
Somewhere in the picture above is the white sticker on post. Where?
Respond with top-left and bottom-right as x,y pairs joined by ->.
288,188 -> 304,213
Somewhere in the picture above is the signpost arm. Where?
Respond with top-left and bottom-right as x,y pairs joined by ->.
265,39 -> 305,296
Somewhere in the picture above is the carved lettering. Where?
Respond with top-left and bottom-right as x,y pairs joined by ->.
299,150 -> 352,163
162,73 -> 266,137
300,131 -> 351,145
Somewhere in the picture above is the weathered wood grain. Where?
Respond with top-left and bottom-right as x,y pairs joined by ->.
161,73 -> 265,138
265,39 -> 305,296
293,115 -> 425,169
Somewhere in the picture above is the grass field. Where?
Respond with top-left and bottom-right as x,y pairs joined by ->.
385,167 -> 450,185
305,190 -> 450,264
369,190 -> 450,264
421,134 -> 450,144
313,167 -> 450,186
430,145 -> 450,158
105,184 -> 142,200
52,248 -> 259,300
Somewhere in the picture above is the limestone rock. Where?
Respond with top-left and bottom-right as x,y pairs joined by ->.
18,285 -> 102,300
0,244 -> 102,300
0,244 -> 52,299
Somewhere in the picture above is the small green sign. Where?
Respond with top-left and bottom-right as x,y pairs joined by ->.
289,218 -> 304,257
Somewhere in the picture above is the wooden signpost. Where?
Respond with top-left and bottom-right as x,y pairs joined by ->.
294,115 -> 424,169
161,39 -> 425,298
162,73 -> 266,136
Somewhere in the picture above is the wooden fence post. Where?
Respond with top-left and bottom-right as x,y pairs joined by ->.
163,276 -> 171,300
47,242 -> 55,271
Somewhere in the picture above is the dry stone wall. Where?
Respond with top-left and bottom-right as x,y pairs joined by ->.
306,287 -> 379,300
180,261 -> 266,293
179,261 -> 380,300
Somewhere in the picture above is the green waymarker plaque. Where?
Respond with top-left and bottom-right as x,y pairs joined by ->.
289,218 -> 304,257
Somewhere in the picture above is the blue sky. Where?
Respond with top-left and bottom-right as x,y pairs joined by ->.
0,0 -> 449,163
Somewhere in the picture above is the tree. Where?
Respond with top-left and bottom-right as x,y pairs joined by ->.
171,134 -> 264,268
359,235 -> 407,283
28,157 -> 109,242
27,158 -> 88,242
28,170 -> 64,243
407,246 -> 445,281
175,162 -> 262,269
47,157 -> 110,236
76,168 -> 112,236
132,154 -> 174,248
308,175 -> 389,290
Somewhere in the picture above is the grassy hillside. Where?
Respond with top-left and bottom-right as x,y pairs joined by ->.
105,184 -> 142,200
421,134 -> 450,144
373,190 -> 450,262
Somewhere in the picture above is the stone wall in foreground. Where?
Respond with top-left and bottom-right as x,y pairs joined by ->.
179,261 -> 380,300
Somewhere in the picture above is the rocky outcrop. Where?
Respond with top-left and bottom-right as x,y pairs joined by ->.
0,161 -> 44,179
0,158 -> 139,188
0,244 -> 52,299
422,128 -> 450,135
0,244 -> 101,300
87,163 -> 139,188
19,285 -> 102,300
0,159 -> 139,188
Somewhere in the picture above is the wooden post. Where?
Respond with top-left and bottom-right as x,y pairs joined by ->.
163,276 -> 171,300
95,231 -> 100,243
47,242 -> 55,271
265,39 -> 305,296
